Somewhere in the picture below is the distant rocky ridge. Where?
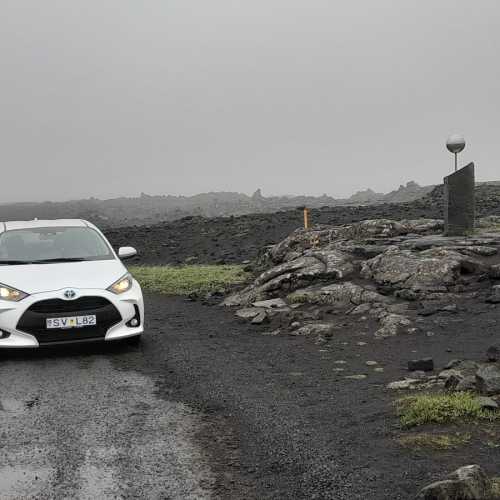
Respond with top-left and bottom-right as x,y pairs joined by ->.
106,182 -> 500,266
2,181 -> 500,228
0,181 -> 435,227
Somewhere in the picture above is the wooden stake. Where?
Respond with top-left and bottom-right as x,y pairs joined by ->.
303,207 -> 309,230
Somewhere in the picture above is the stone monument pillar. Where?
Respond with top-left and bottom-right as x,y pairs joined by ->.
443,162 -> 475,236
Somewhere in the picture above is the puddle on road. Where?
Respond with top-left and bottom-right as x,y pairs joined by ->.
0,398 -> 25,413
0,357 -> 214,499
0,466 -> 52,499
78,447 -> 119,499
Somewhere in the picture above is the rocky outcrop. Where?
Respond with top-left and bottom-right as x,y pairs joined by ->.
223,216 -> 500,340
361,247 -> 484,295
383,181 -> 434,204
224,250 -> 354,306
264,219 -> 444,266
390,356 -> 500,397
414,465 -> 495,500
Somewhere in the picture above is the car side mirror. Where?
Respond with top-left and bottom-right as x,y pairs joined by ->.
118,246 -> 137,260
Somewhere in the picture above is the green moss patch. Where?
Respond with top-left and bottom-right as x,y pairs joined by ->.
397,432 -> 471,450
130,265 -> 251,296
396,392 -> 499,428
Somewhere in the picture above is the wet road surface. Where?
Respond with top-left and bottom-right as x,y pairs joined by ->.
0,346 -> 213,499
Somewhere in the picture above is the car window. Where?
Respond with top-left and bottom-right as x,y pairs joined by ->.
0,227 -> 115,263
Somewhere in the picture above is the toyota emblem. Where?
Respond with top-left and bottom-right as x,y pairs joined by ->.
64,289 -> 76,300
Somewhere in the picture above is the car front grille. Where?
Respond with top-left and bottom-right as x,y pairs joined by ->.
28,297 -> 112,314
17,296 -> 122,344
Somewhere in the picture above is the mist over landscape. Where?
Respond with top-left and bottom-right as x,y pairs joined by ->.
0,179 -> 435,226
2,0 -> 500,203
4,2 -> 500,499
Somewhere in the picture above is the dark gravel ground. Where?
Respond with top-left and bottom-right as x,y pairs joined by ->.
145,292 -> 500,499
104,204 -> 434,266
105,185 -> 500,266
1,293 -> 499,499
4,189 -> 500,498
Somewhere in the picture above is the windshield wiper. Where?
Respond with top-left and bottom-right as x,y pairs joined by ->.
0,257 -> 90,265
29,257 -> 88,264
0,260 -> 33,265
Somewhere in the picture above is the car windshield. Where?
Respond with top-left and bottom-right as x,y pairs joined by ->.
0,226 -> 115,264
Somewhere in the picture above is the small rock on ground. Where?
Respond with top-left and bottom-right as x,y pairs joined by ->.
408,358 -> 434,372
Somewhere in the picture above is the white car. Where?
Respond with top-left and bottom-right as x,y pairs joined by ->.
0,219 -> 144,348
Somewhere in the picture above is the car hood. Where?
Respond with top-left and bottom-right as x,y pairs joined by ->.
0,260 -> 127,294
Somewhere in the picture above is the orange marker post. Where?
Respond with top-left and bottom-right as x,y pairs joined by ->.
303,207 -> 309,230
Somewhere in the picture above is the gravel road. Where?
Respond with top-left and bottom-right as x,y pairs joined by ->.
0,344 -> 214,499
1,294 -> 499,499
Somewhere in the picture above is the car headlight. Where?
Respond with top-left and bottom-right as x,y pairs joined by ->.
107,273 -> 133,294
0,283 -> 29,302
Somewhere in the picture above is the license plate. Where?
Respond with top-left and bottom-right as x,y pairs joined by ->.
46,315 -> 97,329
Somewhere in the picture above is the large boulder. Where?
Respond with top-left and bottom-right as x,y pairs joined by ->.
361,247 -> 484,295
414,465 -> 494,500
439,360 -> 479,392
224,250 -> 354,306
476,365 -> 500,396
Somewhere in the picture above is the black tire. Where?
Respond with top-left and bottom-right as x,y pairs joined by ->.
125,335 -> 141,346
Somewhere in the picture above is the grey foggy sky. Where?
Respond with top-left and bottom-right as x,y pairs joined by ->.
1,0 -> 499,202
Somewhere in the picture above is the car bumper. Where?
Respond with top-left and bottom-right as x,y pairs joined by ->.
0,280 -> 144,348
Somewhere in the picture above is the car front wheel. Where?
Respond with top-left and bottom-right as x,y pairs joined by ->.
125,335 -> 141,346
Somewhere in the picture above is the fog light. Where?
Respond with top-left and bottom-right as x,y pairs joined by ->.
126,305 -> 141,328
0,330 -> 10,339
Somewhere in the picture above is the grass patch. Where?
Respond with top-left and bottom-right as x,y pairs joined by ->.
492,478 -> 500,498
475,216 -> 500,233
129,265 -> 251,296
398,432 -> 471,450
287,291 -> 310,304
396,392 -> 499,428
474,225 -> 500,235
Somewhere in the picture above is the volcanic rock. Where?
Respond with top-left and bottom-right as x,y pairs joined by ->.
251,311 -> 269,325
487,346 -> 500,363
490,264 -> 500,279
374,312 -> 411,338
486,285 -> 500,304
459,245 -> 498,257
252,298 -> 288,309
414,464 -> 493,500
476,364 -> 500,396
476,396 -> 499,411
361,247 -> 484,295
235,307 -> 265,320
287,282 -> 389,308
439,361 -> 480,392
222,216 -> 500,343
387,378 -> 421,390
292,322 -> 336,337
408,358 -> 434,372
224,250 -> 354,306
